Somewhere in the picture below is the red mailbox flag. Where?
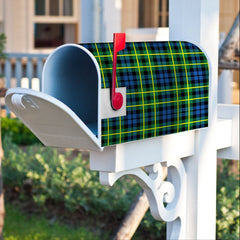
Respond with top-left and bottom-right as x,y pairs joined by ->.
111,33 -> 126,110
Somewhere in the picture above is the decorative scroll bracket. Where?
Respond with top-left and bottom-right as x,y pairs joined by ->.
99,158 -> 187,239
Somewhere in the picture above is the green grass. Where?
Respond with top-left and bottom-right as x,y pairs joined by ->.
3,204 -> 109,240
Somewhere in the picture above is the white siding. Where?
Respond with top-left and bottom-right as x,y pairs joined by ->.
5,0 -> 29,52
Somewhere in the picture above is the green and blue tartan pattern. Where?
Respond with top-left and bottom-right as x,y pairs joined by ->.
81,41 -> 209,147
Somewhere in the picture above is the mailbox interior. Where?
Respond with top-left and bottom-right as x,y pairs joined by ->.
42,44 -> 101,137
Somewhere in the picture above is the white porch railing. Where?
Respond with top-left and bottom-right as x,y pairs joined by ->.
0,53 -> 48,91
0,53 -> 48,115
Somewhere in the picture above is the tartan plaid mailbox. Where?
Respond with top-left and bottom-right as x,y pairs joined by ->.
5,34 -> 209,152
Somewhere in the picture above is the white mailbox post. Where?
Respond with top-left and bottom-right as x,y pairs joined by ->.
167,0 -> 239,239
169,0 -> 220,239
5,0 -> 239,239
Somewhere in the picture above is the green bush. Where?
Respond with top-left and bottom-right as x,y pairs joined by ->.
1,117 -> 40,145
0,33 -> 6,60
0,33 -> 6,78
2,135 -> 140,215
216,160 -> 239,240
2,135 -> 167,238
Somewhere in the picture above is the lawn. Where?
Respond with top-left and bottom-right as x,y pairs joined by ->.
3,204 -> 109,240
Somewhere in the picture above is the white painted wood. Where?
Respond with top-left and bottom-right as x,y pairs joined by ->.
102,0 -> 122,42
5,88 -> 102,151
93,0 -> 103,42
90,131 -> 195,172
125,27 -> 169,42
218,70 -> 233,104
216,119 -> 232,150
169,0 -> 219,239
80,0 -> 94,43
217,104 -> 239,160
99,159 -> 187,239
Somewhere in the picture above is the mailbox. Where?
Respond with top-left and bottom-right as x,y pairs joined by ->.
5,34 -> 209,153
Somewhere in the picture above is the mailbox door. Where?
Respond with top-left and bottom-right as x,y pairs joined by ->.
5,88 -> 102,151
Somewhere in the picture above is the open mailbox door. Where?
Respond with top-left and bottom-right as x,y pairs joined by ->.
5,88 -> 102,151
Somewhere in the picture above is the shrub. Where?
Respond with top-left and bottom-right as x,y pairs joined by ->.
1,117 -> 40,145
2,135 -> 140,216
0,33 -> 6,61
216,160 -> 239,240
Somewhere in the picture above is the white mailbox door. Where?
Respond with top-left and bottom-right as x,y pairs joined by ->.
5,88 -> 102,151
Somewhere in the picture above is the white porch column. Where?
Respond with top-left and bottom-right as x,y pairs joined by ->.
102,0 -> 122,41
80,0 -> 95,43
169,0 -> 219,239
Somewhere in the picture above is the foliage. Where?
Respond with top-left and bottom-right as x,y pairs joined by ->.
1,117 -> 40,145
2,134 -> 239,239
4,204 -> 108,240
216,160 -> 240,240
0,32 -> 6,78
2,135 -> 140,216
0,33 -> 6,60
139,212 -> 166,239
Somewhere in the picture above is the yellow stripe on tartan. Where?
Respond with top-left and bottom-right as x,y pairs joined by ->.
102,118 -> 208,137
95,43 -> 109,145
101,62 -> 208,71
95,51 -> 204,58
168,42 -> 180,132
144,42 -> 157,137
126,96 -> 208,108
107,43 -> 122,143
127,85 -> 208,96
95,44 -> 106,89
133,42 -> 145,139
179,42 -> 191,130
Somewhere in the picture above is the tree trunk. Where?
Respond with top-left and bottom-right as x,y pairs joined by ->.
113,190 -> 149,240
219,11 -> 240,62
114,167 -> 167,240
218,61 -> 240,70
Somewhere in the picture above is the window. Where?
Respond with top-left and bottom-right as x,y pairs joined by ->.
33,0 -> 78,49
34,23 -> 64,48
35,0 -> 45,15
139,0 -> 169,28
158,0 -> 169,27
63,0 -> 73,16
35,0 -> 73,16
